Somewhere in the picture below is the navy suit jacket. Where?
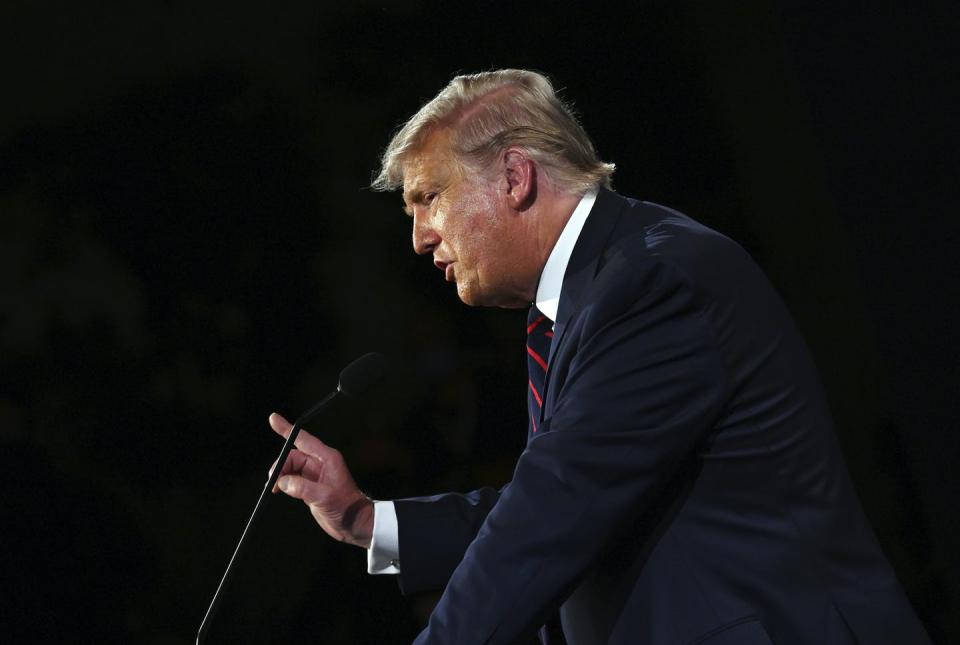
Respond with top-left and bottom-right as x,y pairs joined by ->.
394,189 -> 929,644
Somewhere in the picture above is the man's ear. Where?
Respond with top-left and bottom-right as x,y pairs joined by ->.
503,147 -> 536,210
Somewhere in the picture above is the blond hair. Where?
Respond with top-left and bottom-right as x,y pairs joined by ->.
371,69 -> 614,195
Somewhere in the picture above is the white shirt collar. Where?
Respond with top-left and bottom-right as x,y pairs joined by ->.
535,189 -> 598,322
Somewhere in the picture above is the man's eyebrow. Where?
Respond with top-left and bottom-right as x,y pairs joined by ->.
402,188 -> 424,217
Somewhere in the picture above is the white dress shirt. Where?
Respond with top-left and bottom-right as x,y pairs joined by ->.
367,189 -> 599,575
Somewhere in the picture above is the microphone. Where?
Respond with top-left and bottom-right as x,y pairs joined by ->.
196,352 -> 387,644
338,351 -> 387,396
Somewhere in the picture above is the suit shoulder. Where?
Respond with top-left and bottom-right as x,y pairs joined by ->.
586,198 -> 773,319
601,198 -> 749,271
619,199 -> 748,263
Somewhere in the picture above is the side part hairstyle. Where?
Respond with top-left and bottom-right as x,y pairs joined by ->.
371,69 -> 615,195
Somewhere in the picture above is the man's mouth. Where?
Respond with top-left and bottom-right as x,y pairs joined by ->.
435,258 -> 455,282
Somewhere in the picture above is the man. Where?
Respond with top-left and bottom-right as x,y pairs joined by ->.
270,70 -> 929,644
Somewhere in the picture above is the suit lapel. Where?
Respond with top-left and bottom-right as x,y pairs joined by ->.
542,188 -> 630,406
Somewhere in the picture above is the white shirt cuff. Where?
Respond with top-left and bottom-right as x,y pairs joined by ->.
367,500 -> 401,575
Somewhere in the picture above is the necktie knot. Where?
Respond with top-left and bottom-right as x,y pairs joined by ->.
527,304 -> 548,336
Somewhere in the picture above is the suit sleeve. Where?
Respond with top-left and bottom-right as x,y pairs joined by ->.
413,259 -> 732,644
394,486 -> 505,595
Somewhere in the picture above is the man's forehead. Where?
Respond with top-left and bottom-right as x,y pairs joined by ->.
404,128 -> 454,181
402,147 -> 449,200
400,155 -> 433,215
401,155 -> 427,197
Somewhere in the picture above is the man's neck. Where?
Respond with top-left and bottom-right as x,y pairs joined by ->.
534,191 -> 584,274
535,189 -> 599,320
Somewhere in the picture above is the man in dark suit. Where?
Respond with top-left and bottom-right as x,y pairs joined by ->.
270,70 -> 930,644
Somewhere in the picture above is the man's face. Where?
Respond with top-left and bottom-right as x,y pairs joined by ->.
402,130 -> 537,308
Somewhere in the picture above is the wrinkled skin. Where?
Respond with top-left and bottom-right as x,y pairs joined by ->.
403,128 -> 554,308
268,413 -> 373,547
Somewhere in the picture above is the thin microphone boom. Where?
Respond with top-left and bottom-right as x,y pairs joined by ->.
196,352 -> 385,644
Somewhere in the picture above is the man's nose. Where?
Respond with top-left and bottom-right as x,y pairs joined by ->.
412,210 -> 441,255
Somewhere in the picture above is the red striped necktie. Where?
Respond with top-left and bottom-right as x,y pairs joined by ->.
526,304 -> 553,436
526,305 -> 566,643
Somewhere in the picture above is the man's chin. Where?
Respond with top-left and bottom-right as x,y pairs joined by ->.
456,283 -> 482,307
456,280 -> 495,307
456,283 -> 527,309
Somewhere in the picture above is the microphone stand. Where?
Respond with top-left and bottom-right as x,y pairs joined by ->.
195,389 -> 340,644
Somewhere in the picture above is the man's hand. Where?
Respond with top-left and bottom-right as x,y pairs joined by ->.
267,412 -> 374,549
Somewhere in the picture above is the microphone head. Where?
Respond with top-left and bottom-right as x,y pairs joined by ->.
338,352 -> 387,396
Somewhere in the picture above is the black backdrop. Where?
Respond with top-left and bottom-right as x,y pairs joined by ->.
1,2 -> 956,643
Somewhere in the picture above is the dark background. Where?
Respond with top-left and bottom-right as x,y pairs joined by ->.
1,1 -> 956,643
